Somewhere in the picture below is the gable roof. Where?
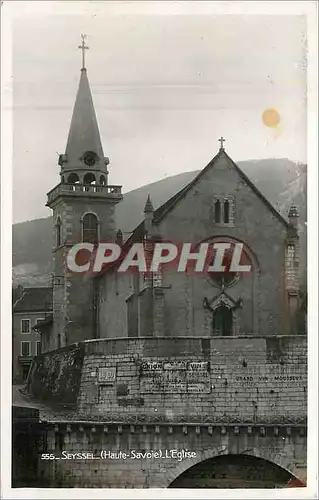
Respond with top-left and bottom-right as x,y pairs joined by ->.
153,149 -> 289,226
130,148 -> 288,236
96,148 -> 289,279
13,287 -> 53,313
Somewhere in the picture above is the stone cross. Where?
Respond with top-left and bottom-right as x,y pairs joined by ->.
218,136 -> 225,149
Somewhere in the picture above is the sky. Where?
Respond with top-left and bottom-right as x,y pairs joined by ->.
8,2 -> 307,223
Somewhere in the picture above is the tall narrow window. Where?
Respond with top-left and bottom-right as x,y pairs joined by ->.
215,200 -> 221,223
56,217 -> 62,247
21,341 -> 30,356
213,196 -> 234,226
224,200 -> 230,223
36,341 -> 41,355
82,213 -> 99,244
21,319 -> 30,334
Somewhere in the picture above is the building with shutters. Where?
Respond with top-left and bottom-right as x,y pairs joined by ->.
12,287 -> 52,383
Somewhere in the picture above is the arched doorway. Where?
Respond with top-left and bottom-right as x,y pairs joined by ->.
168,454 -> 295,488
212,305 -> 233,336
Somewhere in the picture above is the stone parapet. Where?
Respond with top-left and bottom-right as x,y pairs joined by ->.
27,335 -> 307,425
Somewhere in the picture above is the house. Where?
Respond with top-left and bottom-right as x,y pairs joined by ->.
12,287 -> 52,383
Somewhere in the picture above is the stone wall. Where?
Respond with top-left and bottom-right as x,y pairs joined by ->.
28,336 -> 307,423
97,269 -> 131,338
51,197 -> 118,350
39,422 -> 307,488
27,335 -> 307,488
76,336 -> 307,423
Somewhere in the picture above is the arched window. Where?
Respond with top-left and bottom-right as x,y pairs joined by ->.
213,196 -> 234,225
83,173 -> 96,185
214,200 -> 221,223
67,173 -> 80,184
83,173 -> 96,192
56,217 -> 62,247
224,200 -> 230,223
99,175 -> 106,186
82,213 -> 99,244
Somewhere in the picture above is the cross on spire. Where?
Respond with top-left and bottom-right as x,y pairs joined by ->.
78,34 -> 89,70
218,136 -> 225,150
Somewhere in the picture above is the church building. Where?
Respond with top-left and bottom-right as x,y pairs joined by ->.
41,43 -> 300,352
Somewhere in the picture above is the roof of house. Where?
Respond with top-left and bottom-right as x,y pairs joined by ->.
13,287 -> 53,313
12,286 -> 24,306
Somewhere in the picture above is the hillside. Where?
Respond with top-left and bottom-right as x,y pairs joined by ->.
12,158 -> 306,286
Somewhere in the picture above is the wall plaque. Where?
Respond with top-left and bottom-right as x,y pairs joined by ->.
140,359 -> 210,393
98,367 -> 116,384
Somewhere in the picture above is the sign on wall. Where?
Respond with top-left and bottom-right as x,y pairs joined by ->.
98,367 -> 116,384
140,360 -> 210,393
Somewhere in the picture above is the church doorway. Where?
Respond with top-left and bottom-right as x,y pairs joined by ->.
168,454 -> 296,488
212,305 -> 233,336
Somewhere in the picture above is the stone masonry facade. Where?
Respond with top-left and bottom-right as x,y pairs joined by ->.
97,150 -> 300,340
39,423 -> 306,488
27,335 -> 307,487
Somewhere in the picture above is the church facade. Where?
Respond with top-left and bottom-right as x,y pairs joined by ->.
23,43 -> 307,490
95,148 -> 300,341
42,59 -> 300,352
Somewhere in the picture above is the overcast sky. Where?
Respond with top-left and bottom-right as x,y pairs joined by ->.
9,3 -> 307,223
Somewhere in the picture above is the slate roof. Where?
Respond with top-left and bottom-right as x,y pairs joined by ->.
13,287 -> 53,313
63,68 -> 107,172
12,286 -> 24,306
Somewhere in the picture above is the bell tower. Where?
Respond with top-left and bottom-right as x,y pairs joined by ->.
46,35 -> 123,349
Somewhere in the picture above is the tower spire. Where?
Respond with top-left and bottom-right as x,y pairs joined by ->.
78,34 -> 89,70
58,38 -> 109,178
